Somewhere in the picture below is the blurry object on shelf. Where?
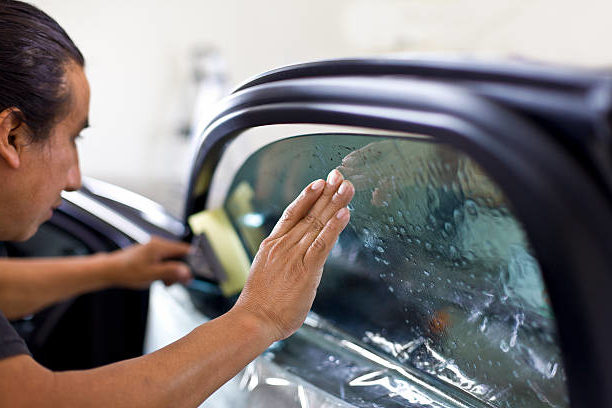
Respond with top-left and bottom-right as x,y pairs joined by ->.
184,46 -> 229,141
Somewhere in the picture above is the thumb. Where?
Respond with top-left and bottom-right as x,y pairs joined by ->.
153,261 -> 192,286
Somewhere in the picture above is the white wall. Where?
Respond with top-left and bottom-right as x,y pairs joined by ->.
33,0 -> 612,213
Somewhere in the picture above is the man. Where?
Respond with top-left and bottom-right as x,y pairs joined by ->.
0,1 -> 354,406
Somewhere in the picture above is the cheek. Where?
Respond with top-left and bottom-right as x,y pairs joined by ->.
48,146 -> 76,178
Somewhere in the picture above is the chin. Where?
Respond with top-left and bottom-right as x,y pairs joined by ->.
13,230 -> 36,242
12,222 -> 43,242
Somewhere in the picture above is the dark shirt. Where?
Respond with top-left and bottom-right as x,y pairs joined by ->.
0,309 -> 30,360
0,243 -> 31,359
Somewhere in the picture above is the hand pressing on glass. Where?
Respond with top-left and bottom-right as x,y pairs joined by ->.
233,169 -> 355,340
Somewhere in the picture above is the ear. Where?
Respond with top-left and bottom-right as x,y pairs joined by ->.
0,108 -> 27,169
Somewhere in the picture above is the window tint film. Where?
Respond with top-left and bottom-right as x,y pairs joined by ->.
224,133 -> 569,408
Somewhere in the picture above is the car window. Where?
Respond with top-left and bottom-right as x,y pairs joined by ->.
222,133 -> 569,408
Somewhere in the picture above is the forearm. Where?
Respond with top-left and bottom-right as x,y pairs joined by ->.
0,254 -> 118,319
50,308 -> 274,407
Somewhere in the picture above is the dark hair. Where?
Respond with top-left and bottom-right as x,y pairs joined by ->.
0,0 -> 85,141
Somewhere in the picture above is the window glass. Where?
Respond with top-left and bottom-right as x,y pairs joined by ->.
224,133 -> 569,408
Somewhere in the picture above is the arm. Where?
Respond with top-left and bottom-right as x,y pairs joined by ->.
0,237 -> 192,319
1,308 -> 274,408
0,170 -> 354,408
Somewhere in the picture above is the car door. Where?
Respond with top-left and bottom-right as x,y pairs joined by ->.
172,58 -> 612,408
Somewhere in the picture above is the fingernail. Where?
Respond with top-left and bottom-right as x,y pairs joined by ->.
338,181 -> 349,195
311,179 -> 325,190
336,207 -> 349,220
327,169 -> 341,186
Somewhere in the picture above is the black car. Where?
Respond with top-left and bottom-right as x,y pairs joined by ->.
5,57 -> 612,408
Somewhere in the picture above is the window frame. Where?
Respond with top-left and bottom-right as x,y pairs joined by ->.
185,74 -> 612,407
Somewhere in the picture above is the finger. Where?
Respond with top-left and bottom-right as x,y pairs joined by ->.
303,207 -> 351,270
285,169 -> 344,244
153,261 -> 192,285
268,179 -> 325,239
148,236 -> 191,259
291,172 -> 354,247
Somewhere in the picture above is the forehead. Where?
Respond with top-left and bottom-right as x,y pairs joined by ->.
53,64 -> 90,135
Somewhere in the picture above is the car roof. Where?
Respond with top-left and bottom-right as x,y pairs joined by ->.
236,56 -> 612,94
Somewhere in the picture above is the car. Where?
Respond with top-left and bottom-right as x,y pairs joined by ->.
3,57 -> 612,408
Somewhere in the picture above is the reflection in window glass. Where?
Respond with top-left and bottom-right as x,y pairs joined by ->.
224,134 -> 569,408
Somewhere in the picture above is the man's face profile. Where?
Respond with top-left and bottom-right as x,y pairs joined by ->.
0,63 -> 90,242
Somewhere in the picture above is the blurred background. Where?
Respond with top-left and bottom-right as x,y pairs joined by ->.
34,0 -> 612,217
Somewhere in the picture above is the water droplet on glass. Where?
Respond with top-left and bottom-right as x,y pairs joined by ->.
376,246 -> 384,253
479,317 -> 488,333
388,286 -> 394,293
547,362 -> 559,379
500,340 -> 510,353
465,199 -> 478,216
453,208 -> 463,223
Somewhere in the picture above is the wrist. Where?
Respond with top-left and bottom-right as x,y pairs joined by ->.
226,305 -> 280,346
94,251 -> 125,287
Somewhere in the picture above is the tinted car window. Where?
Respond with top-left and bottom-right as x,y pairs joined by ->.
224,133 -> 569,407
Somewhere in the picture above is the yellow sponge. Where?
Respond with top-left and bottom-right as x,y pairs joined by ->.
188,208 -> 251,296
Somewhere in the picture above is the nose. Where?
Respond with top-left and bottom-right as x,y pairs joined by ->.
65,161 -> 82,192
